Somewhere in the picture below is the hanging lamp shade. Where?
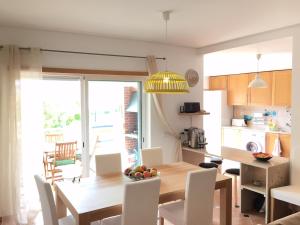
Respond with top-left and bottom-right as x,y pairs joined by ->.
248,53 -> 267,88
144,71 -> 189,94
248,73 -> 268,88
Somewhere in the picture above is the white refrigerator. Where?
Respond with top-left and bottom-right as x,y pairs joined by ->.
203,90 -> 233,156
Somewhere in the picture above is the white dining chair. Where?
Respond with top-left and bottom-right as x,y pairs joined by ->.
34,175 -> 100,225
158,168 -> 217,225
95,153 -> 122,176
141,147 -> 163,167
101,178 -> 161,225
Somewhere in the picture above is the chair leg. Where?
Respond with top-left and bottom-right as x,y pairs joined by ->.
43,161 -> 47,177
270,197 -> 275,222
52,170 -> 55,185
234,175 -> 239,208
159,217 -> 164,225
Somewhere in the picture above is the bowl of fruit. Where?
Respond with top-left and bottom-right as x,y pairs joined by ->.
124,165 -> 158,181
252,152 -> 273,162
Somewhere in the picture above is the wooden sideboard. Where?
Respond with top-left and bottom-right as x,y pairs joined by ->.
182,147 -> 205,165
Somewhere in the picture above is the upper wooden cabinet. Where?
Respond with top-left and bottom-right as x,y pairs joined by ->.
227,74 -> 249,106
272,70 -> 292,107
210,69 -> 292,106
209,76 -> 227,90
248,72 -> 273,106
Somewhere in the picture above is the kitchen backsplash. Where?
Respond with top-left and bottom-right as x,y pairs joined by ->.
234,106 -> 291,132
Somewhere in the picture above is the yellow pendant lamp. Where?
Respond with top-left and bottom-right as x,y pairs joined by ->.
144,71 -> 189,94
144,11 -> 189,94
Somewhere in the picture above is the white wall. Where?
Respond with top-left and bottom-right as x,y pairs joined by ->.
203,37 -> 293,76
0,26 -> 203,163
204,51 -> 292,76
291,30 -> 300,185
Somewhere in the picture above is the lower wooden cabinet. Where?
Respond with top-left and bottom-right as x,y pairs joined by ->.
265,132 -> 291,158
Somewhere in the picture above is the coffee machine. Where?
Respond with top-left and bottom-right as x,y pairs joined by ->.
181,127 -> 206,149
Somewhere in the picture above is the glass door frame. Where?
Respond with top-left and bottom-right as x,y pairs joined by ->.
81,74 -> 147,177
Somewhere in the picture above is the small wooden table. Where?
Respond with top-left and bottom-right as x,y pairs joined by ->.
222,147 -> 289,224
55,162 -> 232,225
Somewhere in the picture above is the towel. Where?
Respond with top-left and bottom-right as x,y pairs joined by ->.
272,137 -> 282,156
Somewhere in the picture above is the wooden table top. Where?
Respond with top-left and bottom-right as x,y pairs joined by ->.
55,161 -> 230,215
221,147 -> 289,169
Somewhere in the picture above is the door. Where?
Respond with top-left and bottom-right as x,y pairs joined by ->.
209,76 -> 227,90
41,77 -> 83,179
227,74 -> 249,105
249,72 -> 273,106
266,132 -> 291,157
86,81 -> 142,175
272,70 -> 292,107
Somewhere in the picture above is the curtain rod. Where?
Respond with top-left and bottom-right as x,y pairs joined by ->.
0,46 -> 166,60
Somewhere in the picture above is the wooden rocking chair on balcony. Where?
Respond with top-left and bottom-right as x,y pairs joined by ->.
50,141 -> 77,184
43,133 -> 64,179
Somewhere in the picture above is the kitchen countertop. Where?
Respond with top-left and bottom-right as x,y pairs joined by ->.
182,146 -> 206,153
222,125 -> 291,135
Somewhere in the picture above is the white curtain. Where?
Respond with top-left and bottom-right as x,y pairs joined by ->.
146,56 -> 182,161
0,46 -> 43,225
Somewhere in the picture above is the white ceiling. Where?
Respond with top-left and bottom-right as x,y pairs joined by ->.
1,0 -> 300,48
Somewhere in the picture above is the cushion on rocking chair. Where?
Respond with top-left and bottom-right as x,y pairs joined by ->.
55,159 -> 75,166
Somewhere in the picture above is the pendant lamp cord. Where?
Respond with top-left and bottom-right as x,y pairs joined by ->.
256,53 -> 261,77
163,11 -> 170,71
165,17 -> 168,71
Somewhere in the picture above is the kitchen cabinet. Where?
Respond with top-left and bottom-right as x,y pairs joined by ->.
227,74 -> 249,105
265,132 -> 291,158
272,70 -> 292,107
213,69 -> 291,106
248,72 -> 273,106
209,75 -> 227,90
222,127 -> 243,149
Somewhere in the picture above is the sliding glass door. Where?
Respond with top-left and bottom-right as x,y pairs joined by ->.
40,75 -> 143,178
87,81 -> 142,175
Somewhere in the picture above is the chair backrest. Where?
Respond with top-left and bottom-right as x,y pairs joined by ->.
184,168 -> 217,225
34,175 -> 59,225
45,133 -> 64,143
141,147 -> 163,167
122,178 -> 161,225
55,141 -> 77,161
95,153 -> 122,176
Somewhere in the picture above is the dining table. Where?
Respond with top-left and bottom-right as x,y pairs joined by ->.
55,161 -> 232,225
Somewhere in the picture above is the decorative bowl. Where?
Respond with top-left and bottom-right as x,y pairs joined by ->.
252,152 -> 273,162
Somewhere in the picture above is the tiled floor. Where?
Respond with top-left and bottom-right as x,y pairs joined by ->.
164,190 -> 265,225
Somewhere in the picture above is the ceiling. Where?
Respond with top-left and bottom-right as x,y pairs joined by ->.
1,0 -> 300,48
211,37 -> 293,55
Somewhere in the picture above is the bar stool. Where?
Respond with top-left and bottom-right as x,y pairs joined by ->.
224,168 -> 240,208
210,158 -> 223,173
199,162 -> 218,169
